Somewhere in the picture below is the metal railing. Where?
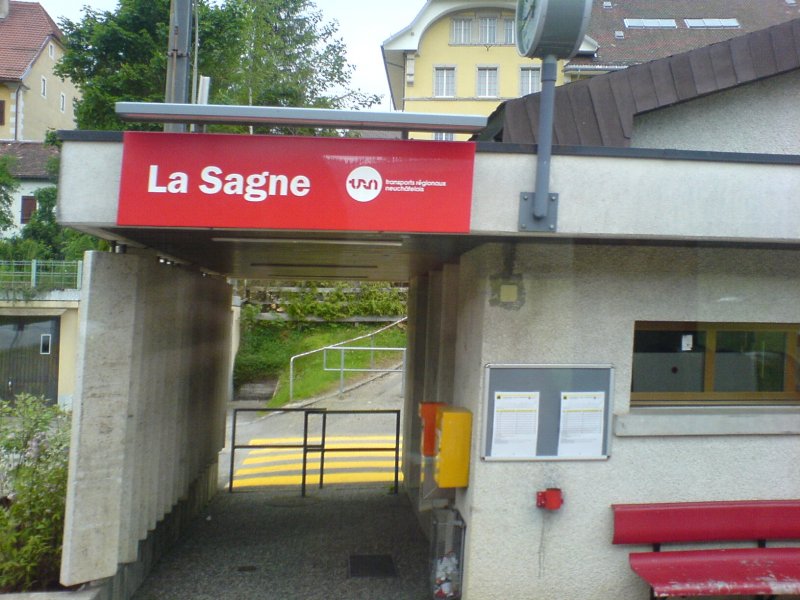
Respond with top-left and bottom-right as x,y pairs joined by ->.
0,260 -> 83,290
228,407 -> 401,497
289,317 -> 407,403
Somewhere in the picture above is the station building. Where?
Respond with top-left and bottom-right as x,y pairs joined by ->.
56,18 -> 800,599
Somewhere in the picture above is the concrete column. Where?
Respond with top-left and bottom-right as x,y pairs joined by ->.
61,251 -> 232,586
402,275 -> 428,505
423,271 -> 443,402
435,264 -> 459,405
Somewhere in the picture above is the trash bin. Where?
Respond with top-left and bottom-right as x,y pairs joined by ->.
431,508 -> 465,599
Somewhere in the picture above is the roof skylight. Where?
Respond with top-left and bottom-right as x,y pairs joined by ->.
624,18 -> 678,29
684,18 -> 741,29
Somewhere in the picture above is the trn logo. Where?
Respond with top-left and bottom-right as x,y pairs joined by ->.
346,166 -> 383,202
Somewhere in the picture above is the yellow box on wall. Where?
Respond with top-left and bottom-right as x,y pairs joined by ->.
434,406 -> 472,488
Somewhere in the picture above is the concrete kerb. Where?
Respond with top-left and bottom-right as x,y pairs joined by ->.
0,590 -> 102,600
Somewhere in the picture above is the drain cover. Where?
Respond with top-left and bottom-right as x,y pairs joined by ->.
348,554 -> 397,578
236,565 -> 258,573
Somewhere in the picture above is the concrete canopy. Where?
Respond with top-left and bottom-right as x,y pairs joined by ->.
57,127 -> 800,284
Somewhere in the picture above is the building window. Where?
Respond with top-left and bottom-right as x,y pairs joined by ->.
504,18 -> 516,44
434,67 -> 456,97
60,93 -> 66,113
21,196 -> 36,224
0,100 -> 5,126
478,17 -> 498,44
41,77 -> 47,98
476,67 -> 498,97
520,67 -> 541,95
433,132 -> 455,141
451,18 -> 472,44
624,18 -> 677,28
631,322 -> 800,407
48,42 -> 55,59
684,18 -> 740,28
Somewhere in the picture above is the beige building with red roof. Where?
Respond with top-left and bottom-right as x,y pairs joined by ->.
0,0 -> 79,142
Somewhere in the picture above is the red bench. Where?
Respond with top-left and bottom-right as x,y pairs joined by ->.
612,500 -> 800,598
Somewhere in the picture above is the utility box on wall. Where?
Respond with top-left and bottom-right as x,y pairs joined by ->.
434,406 -> 472,488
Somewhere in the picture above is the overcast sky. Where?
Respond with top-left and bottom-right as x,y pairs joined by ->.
35,0 -> 424,110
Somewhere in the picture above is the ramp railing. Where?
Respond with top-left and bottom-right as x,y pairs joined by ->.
288,317 -> 407,403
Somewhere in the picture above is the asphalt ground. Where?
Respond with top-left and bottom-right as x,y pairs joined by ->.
132,372 -> 432,600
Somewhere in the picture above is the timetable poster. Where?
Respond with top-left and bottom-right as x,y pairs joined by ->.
557,392 -> 605,457
490,391 -> 540,458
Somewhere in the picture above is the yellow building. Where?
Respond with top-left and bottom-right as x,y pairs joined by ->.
382,0 -> 596,140
0,0 -> 79,142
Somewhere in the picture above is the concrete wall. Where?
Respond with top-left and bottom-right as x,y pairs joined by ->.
448,242 -> 800,600
61,250 -> 232,586
632,70 -> 800,155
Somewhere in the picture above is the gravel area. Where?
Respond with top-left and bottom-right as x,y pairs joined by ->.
131,486 -> 430,600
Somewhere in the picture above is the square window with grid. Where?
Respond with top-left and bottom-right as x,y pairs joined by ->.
434,67 -> 456,97
479,17 -> 497,44
477,67 -> 498,97
451,18 -> 472,44
520,67 -> 541,95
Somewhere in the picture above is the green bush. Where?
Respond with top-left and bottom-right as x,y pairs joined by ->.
0,394 -> 70,592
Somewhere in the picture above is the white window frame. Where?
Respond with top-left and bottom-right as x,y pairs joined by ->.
433,132 -> 455,141
520,66 -> 541,96
476,66 -> 498,98
478,16 -> 498,45
451,18 -> 473,45
48,42 -> 55,59
41,76 -> 47,98
434,66 -> 456,98
504,18 -> 516,44
60,93 -> 66,113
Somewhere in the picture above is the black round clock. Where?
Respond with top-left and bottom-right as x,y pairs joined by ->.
516,0 -> 593,59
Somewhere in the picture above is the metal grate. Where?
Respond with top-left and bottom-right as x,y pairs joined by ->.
348,554 -> 397,578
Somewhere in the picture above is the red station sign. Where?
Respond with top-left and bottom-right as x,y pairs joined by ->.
117,132 -> 475,233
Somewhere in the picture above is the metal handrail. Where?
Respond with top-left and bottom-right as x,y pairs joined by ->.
228,407 -> 402,497
289,317 -> 407,403
302,409 -> 401,497
0,260 -> 83,290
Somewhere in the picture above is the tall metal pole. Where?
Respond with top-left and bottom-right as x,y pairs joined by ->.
165,0 -> 192,132
533,55 -> 558,220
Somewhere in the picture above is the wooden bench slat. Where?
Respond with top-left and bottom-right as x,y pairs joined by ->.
612,500 -> 800,545
630,547 -> 800,597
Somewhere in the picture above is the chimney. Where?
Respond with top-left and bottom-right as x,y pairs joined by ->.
0,0 -> 8,19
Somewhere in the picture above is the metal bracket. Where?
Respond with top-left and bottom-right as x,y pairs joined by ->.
519,192 -> 558,232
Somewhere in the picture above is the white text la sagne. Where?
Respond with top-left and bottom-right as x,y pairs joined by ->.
147,165 -> 312,202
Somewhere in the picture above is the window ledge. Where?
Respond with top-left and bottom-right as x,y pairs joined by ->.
614,408 -> 800,437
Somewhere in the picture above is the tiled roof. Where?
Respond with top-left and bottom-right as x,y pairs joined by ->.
0,1 -> 62,81
571,0 -> 800,70
0,142 -> 58,179
480,18 -> 800,147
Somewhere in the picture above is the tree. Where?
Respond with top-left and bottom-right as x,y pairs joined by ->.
55,0 -> 379,131
218,0 -> 379,111
0,156 -> 18,233
54,0 -> 172,130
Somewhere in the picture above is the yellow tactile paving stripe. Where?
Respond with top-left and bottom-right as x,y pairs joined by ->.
233,435 -> 404,488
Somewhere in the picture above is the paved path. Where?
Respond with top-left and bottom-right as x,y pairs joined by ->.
132,372 -> 431,600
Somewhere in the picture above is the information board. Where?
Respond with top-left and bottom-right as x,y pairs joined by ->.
482,364 -> 612,460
